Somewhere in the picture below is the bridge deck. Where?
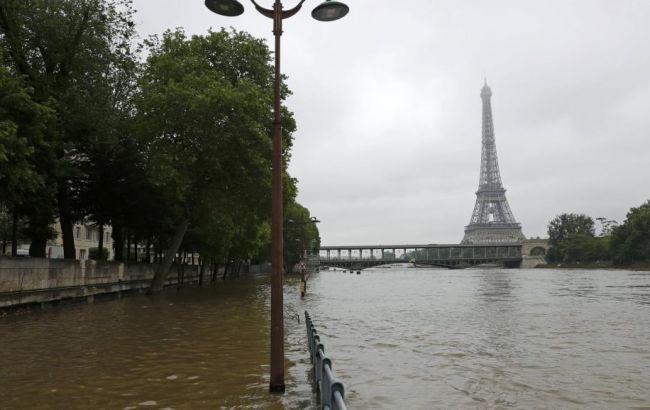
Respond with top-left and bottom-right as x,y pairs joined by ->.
319,243 -> 523,269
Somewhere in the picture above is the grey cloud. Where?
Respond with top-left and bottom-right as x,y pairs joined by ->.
132,0 -> 650,245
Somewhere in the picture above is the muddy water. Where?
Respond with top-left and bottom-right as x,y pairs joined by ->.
1,268 -> 650,409
0,275 -> 314,409
303,267 -> 650,409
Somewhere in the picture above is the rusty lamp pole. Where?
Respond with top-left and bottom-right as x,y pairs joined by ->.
205,0 -> 349,394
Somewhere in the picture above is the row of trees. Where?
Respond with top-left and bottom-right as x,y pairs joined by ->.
546,199 -> 650,265
0,0 -> 320,291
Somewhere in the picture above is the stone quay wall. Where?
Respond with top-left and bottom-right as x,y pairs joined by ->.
0,256 -> 200,309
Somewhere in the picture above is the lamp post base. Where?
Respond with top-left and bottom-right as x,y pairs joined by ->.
269,383 -> 286,394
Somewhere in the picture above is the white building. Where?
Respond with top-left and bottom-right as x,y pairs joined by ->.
48,223 -> 113,260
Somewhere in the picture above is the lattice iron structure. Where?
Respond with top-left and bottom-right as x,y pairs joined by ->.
462,81 -> 526,244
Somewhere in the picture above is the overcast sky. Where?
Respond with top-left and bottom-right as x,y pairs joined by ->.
132,0 -> 650,246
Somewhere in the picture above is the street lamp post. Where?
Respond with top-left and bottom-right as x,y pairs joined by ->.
204,0 -> 348,394
287,216 -> 320,298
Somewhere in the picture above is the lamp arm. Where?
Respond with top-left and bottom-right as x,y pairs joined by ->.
249,0 -> 274,18
249,0 -> 306,19
281,0 -> 306,18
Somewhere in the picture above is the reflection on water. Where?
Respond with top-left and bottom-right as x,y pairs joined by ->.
1,268 -> 650,409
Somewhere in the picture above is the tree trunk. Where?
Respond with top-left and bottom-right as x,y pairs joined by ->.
132,236 -> 138,263
199,257 -> 205,286
177,258 -> 184,289
57,185 -> 76,259
149,219 -> 189,294
113,223 -> 124,261
96,223 -> 104,260
180,252 -> 187,287
29,238 -> 47,258
11,206 -> 18,257
146,237 -> 151,263
126,232 -> 131,262
223,257 -> 231,281
211,259 -> 219,283
155,237 -> 161,263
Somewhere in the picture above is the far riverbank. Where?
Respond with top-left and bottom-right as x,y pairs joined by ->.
537,261 -> 650,271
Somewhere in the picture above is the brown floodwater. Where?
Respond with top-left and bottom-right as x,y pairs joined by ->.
0,275 -> 314,409
1,268 -> 650,409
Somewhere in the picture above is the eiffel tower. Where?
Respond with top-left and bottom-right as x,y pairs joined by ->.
462,80 -> 525,244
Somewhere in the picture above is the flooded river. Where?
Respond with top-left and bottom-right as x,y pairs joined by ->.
1,267 -> 650,409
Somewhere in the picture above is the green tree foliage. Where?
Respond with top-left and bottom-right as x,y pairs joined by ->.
0,61 -> 47,202
137,29 -> 296,291
283,202 -> 321,273
595,217 -> 618,237
2,4 -> 318,280
0,46 -> 55,255
0,0 -> 137,258
0,204 -> 12,254
548,213 -> 595,244
547,213 -> 601,263
89,246 -> 109,261
611,200 -> 650,264
561,234 -> 610,263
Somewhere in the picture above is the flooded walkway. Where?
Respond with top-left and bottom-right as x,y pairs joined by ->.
0,275 -> 314,409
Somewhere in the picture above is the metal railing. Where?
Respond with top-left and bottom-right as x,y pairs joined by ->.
305,311 -> 348,410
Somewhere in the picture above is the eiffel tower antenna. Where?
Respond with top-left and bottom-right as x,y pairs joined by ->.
462,80 -> 525,244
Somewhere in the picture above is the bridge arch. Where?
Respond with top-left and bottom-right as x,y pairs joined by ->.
529,246 -> 546,256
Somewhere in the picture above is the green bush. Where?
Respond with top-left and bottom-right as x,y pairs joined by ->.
89,247 -> 109,260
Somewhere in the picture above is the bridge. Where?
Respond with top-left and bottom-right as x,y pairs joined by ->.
319,243 -> 523,270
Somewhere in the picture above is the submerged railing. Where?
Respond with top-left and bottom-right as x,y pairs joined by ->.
305,311 -> 348,410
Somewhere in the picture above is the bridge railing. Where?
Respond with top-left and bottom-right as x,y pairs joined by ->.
305,311 -> 347,410
319,245 -> 522,262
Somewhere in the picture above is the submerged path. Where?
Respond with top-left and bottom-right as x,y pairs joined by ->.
0,275 -> 315,409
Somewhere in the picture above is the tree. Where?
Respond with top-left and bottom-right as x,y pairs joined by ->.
284,202 -> 321,274
595,217 -> 619,237
548,213 -> 595,244
611,200 -> 650,264
562,234 -> 610,263
0,204 -> 12,254
0,45 -> 55,256
0,0 -> 137,258
137,29 -> 296,292
547,213 -> 601,263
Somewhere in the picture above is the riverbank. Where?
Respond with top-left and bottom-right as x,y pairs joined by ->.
0,256 -> 270,312
0,256 -> 206,312
537,261 -> 650,271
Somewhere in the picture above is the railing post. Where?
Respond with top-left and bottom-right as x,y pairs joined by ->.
322,357 -> 332,408
331,381 -> 345,410
312,334 -> 320,363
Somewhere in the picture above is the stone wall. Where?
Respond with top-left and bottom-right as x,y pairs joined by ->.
0,256 -> 200,309
521,255 -> 547,269
520,239 -> 549,268
522,239 -> 550,256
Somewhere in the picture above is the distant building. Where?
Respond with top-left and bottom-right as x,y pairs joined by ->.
462,80 -> 526,244
48,223 -> 113,260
